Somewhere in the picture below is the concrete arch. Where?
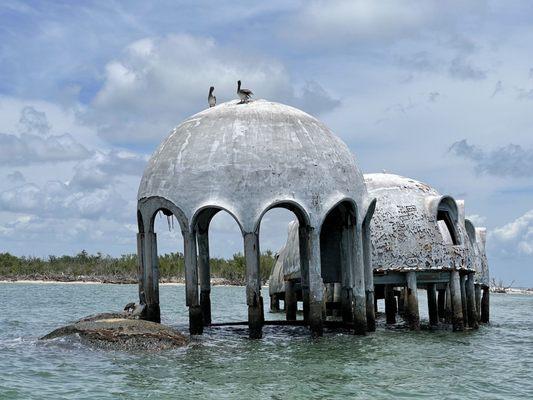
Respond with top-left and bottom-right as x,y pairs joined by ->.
138,196 -> 189,234
190,204 -> 245,236
253,199 -> 312,234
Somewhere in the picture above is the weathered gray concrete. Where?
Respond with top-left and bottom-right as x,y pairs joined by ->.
184,231 -> 203,335
244,232 -> 263,339
405,272 -> 420,331
481,287 -> 490,323
197,230 -> 211,326
445,283 -> 452,324
285,280 -> 297,321
427,283 -> 438,327
138,232 -> 160,323
466,274 -> 479,329
450,271 -> 464,331
460,274 -> 468,327
475,284 -> 482,321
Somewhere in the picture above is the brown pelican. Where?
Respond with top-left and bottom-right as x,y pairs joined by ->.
237,80 -> 253,103
208,86 -> 216,107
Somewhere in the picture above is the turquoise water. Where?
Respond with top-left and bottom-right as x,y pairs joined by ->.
0,283 -> 532,399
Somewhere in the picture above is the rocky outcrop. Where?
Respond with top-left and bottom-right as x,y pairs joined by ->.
40,305 -> 187,351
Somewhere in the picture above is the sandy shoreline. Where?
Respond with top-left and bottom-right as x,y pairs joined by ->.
0,278 -> 246,287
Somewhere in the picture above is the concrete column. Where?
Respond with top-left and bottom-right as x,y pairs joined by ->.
352,223 -> 367,335
285,280 -> 297,321
333,282 -> 342,317
427,283 -> 438,327
460,274 -> 468,327
397,288 -> 405,316
450,270 -> 464,331
137,232 -> 161,323
298,224 -> 311,323
481,286 -> 490,323
445,283 -> 452,324
405,272 -> 420,331
305,227 -> 323,337
197,230 -> 211,326
244,232 -> 263,339
475,284 -> 482,322
363,223 -> 375,332
325,283 -> 334,317
270,294 -> 280,312
184,231 -> 202,335
437,289 -> 446,321
466,274 -> 479,329
340,224 -> 353,324
384,284 -> 396,324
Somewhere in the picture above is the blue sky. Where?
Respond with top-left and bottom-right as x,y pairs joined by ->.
0,1 -> 532,286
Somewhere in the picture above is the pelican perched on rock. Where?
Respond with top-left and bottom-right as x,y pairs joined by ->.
237,80 -> 253,103
208,86 -> 216,107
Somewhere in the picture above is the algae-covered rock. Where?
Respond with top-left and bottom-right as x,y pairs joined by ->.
41,308 -> 187,351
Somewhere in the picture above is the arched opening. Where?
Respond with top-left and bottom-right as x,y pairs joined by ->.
191,206 -> 245,329
319,199 -> 366,333
437,197 -> 460,245
257,202 -> 310,325
136,197 -> 188,325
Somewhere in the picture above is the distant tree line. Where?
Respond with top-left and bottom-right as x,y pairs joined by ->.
0,250 -> 277,285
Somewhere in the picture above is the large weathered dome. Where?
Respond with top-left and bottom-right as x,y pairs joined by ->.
364,173 -> 472,271
138,99 -> 367,231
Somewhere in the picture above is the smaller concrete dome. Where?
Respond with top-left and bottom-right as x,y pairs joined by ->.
138,99 -> 367,232
364,173 -> 471,271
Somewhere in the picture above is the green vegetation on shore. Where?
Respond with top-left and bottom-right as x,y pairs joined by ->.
0,250 -> 277,285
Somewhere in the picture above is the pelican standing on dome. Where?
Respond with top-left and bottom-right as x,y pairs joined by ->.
237,80 -> 253,103
208,86 -> 216,107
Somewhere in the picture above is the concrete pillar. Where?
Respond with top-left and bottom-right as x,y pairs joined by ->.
384,284 -> 396,324
466,274 -> 479,329
244,232 -> 263,339
304,227 -> 323,337
270,294 -> 280,311
137,232 -> 160,323
397,288 -> 405,316
427,283 -> 438,327
475,284 -> 482,322
340,224 -> 353,324
325,283 -> 334,317
460,274 -> 468,327
298,224 -> 311,323
445,283 -> 452,324
450,270 -> 464,331
333,282 -> 342,317
285,280 -> 297,321
363,222 -> 375,332
197,230 -> 211,326
405,272 -> 420,331
437,289 -> 446,321
184,231 -> 202,335
352,223 -> 367,335
481,286 -> 490,323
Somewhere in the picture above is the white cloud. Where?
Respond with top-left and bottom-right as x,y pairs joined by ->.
490,210 -> 533,255
85,34 -> 340,145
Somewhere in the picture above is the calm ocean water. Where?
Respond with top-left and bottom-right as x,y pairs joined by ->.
0,283 -> 532,399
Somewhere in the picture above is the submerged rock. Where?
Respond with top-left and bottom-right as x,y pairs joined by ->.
40,307 -> 187,351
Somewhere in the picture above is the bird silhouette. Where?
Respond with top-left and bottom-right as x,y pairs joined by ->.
208,86 -> 216,107
237,80 -> 253,103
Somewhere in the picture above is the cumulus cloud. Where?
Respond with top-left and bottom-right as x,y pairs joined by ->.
5,170 -> 25,184
0,180 -> 133,220
70,150 -> 148,189
85,34 -> 340,145
0,106 -> 91,165
466,214 -> 487,226
449,140 -> 533,177
491,210 -> 533,255
448,56 -> 486,80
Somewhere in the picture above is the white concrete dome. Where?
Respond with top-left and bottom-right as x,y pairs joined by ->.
138,99 -> 367,232
364,173 -> 472,271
